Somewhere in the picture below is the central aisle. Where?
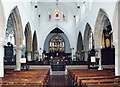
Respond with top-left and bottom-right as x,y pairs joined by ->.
47,75 -> 71,87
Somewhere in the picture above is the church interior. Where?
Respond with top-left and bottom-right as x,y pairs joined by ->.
0,0 -> 120,87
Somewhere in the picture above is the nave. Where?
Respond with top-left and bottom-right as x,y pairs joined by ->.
0,0 -> 120,78
0,1 -> 120,87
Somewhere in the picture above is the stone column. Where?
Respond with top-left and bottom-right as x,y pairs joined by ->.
84,51 -> 88,61
27,51 -> 32,61
115,2 -> 120,76
97,48 -> 103,70
115,42 -> 120,76
39,48 -> 42,61
71,48 -> 76,61
73,49 -> 76,61
15,45 -> 22,71
0,39 -> 4,77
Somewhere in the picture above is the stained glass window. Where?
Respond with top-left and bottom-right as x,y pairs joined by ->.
62,12 -> 65,21
49,36 -> 64,52
48,8 -> 67,21
48,9 -> 52,21
55,8 -> 60,20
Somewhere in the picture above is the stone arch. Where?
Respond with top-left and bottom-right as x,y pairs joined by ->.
94,8 -> 114,69
84,23 -> 92,61
45,25 -> 72,47
44,28 -> 70,53
94,9 -> 108,49
76,32 -> 83,61
24,22 -> 32,61
32,31 -> 38,61
10,6 -> 23,46
0,0 -> 5,77
6,6 -> 23,70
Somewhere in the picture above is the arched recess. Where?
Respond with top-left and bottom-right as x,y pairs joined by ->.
44,28 -> 71,53
24,22 -> 32,61
0,0 -> 5,77
84,23 -> 93,61
5,6 -> 23,70
43,27 -> 71,63
76,32 -> 84,61
94,9 -> 108,49
94,8 -> 114,65
32,31 -> 38,61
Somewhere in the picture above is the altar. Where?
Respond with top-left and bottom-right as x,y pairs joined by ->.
50,57 -> 66,75
51,61 -> 66,71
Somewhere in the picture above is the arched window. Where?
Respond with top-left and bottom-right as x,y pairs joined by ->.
48,9 -> 52,21
55,8 -> 60,20
62,11 -> 65,21
47,8 -> 67,21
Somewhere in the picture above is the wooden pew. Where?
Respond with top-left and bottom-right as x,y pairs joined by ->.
67,69 -> 119,87
76,76 -> 120,85
77,76 -> 120,87
81,83 -> 120,87
81,78 -> 120,84
1,84 -> 42,87
1,69 -> 50,87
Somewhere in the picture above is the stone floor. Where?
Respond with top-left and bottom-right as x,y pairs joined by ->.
47,75 -> 72,87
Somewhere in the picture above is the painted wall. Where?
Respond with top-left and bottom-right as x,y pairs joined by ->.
77,1 -> 117,38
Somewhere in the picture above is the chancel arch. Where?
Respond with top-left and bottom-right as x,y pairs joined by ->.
5,6 -> 23,71
94,8 -> 115,69
24,22 -> 32,61
76,32 -> 84,61
32,31 -> 38,61
43,27 -> 71,64
44,27 -> 70,53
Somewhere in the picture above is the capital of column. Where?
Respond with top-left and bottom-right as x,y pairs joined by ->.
15,45 -> 23,50
112,42 -> 118,47
0,38 -> 5,46
26,50 -> 32,53
84,51 -> 88,53
95,47 -> 102,51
